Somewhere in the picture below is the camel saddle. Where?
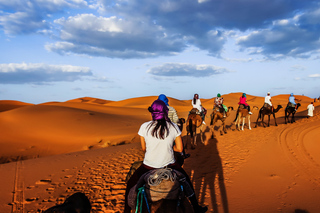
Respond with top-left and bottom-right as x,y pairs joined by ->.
128,168 -> 193,209
189,108 -> 200,114
263,103 -> 272,109
239,104 -> 249,110
213,105 -> 227,113
287,102 -> 296,108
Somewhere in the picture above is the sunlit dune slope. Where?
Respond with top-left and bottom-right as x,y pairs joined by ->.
0,101 -> 149,163
105,96 -> 189,108
67,97 -> 114,105
0,100 -> 34,112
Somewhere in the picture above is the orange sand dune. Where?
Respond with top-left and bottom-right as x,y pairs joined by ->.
0,100 -> 34,112
105,96 -> 190,109
67,97 -> 114,105
0,102 -> 149,164
0,94 -> 319,213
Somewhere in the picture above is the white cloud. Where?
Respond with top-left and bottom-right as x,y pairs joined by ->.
0,63 -> 92,84
47,14 -> 186,58
237,8 -> 320,59
1,0 -> 320,59
147,63 -> 230,77
308,74 -> 320,78
0,0 -> 88,34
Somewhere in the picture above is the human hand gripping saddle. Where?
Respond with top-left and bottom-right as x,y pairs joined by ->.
128,168 -> 194,213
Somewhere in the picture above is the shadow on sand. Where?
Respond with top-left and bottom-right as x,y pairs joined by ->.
182,126 -> 229,213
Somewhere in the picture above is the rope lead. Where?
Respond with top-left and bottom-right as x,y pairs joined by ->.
136,186 -> 150,213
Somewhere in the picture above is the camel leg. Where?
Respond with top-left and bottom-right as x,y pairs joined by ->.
200,125 -> 204,144
261,115 -> 265,127
223,121 -> 227,134
267,115 -> 270,127
219,124 -> 223,135
191,136 -> 195,150
273,113 -> 277,126
188,131 -> 195,150
210,125 -> 215,139
191,134 -> 195,149
248,115 -> 251,130
289,113 -> 292,123
255,113 -> 260,128
241,117 -> 245,131
292,113 -> 295,123
235,118 -> 240,131
193,128 -> 197,147
284,112 -> 288,124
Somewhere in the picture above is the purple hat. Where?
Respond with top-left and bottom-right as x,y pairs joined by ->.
148,99 -> 170,121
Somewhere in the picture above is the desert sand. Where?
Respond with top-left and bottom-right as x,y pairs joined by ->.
0,93 -> 320,213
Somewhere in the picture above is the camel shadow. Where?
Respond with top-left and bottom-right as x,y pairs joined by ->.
182,126 -> 210,150
213,124 -> 234,132
183,134 -> 229,213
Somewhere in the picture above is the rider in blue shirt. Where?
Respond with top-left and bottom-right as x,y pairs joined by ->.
288,93 -> 297,110
289,93 -> 296,105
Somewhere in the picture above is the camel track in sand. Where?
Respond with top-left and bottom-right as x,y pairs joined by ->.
279,119 -> 320,186
12,161 -> 24,213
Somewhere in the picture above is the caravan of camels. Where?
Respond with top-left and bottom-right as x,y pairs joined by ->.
0,92 -> 319,213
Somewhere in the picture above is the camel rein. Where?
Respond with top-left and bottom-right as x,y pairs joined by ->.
136,186 -> 150,213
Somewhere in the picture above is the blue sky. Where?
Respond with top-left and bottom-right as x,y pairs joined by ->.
1,0 -> 320,104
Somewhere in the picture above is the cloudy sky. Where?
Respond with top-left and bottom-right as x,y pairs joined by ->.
1,0 -> 320,104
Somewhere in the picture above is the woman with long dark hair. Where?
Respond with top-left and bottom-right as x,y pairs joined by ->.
191,93 -> 206,124
124,99 -> 207,213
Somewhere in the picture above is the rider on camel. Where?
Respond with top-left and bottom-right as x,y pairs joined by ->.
264,92 -> 274,112
288,93 -> 297,111
191,94 -> 206,124
238,93 -> 252,114
124,99 -> 208,213
214,93 -> 227,117
158,94 -> 190,160
158,94 -> 179,124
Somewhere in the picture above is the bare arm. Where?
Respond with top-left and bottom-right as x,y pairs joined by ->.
140,136 -> 146,152
173,135 -> 183,152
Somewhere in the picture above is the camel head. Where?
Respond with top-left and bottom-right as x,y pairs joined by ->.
228,106 -> 234,111
275,105 -> 283,112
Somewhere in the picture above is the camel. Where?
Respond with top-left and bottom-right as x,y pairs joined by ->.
255,104 -> 283,128
285,103 -> 301,124
210,106 -> 234,136
186,108 -> 205,149
234,106 -> 259,131
177,118 -> 185,132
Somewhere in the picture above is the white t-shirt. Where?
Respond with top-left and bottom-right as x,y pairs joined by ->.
265,95 -> 272,106
192,99 -> 202,112
138,121 -> 181,168
307,104 -> 314,116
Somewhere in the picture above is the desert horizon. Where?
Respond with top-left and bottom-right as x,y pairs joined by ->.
1,93 -> 320,213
